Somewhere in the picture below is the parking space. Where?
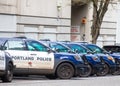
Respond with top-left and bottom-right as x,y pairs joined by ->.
1,75 -> 120,86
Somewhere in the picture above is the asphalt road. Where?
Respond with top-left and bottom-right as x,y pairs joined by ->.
0,75 -> 120,86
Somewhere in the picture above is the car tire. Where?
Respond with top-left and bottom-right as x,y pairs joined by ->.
56,63 -> 74,79
1,63 -> 13,82
112,70 -> 120,75
112,59 -> 120,75
96,63 -> 109,76
79,64 -> 92,77
112,67 -> 120,75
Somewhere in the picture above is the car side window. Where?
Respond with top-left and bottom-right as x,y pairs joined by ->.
26,41 -> 48,52
50,43 -> 68,52
68,44 -> 87,54
4,40 -> 26,50
87,45 -> 102,53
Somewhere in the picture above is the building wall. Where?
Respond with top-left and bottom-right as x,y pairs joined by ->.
0,0 -> 17,37
116,2 -> 120,44
71,2 -> 93,42
0,0 -> 119,45
71,1 -> 118,47
0,0 -> 17,14
0,0 -> 71,41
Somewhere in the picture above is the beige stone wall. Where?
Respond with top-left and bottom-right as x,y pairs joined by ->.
0,0 -> 118,44
0,0 -> 71,18
0,0 -> 71,41
0,0 -> 17,14
0,0 -> 71,21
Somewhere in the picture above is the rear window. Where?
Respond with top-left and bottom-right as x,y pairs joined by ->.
103,46 -> 120,53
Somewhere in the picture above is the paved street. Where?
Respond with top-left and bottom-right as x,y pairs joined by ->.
0,75 -> 120,86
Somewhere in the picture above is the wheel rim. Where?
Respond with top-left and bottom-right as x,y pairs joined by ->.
59,65 -> 72,78
79,65 -> 92,77
97,64 -> 109,76
102,64 -> 109,74
57,63 -> 74,79
7,65 -> 13,81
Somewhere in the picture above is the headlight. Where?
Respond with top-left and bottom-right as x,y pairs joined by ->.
74,55 -> 83,61
107,56 -> 115,63
92,56 -> 99,61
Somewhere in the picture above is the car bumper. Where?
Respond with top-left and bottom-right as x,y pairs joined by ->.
109,65 -> 117,73
75,63 -> 91,76
109,59 -> 120,73
92,63 -> 105,73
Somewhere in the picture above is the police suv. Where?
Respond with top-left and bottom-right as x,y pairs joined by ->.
81,43 -> 117,75
0,50 -> 13,82
0,37 -> 88,79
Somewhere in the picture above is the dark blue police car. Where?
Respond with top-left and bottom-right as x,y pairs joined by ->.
40,41 -> 108,76
102,45 -> 120,74
62,42 -> 109,76
81,43 -> 117,75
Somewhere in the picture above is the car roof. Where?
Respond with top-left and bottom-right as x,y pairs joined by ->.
0,37 -> 34,41
0,37 -> 51,49
103,45 -> 120,47
103,45 -> 120,49
0,37 -> 37,45
66,42 -> 91,50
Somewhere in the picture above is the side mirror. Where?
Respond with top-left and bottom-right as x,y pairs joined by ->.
103,50 -> 110,54
87,51 -> 92,54
68,50 -> 74,53
51,48 -> 59,52
55,48 -> 60,52
108,51 -> 112,54
47,48 -> 54,53
74,49 -> 79,54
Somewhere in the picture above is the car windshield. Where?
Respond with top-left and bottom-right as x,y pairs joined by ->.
84,44 -> 104,54
49,42 -> 71,53
67,44 -> 88,54
26,40 -> 50,52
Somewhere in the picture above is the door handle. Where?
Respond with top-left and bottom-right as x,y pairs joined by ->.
30,54 -> 37,55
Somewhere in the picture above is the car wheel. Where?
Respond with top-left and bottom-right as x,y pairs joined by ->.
112,59 -> 120,75
56,63 -> 74,79
96,63 -> 109,76
1,63 -> 13,82
79,64 -> 92,77
112,69 -> 120,75
45,75 -> 57,79
112,66 -> 120,75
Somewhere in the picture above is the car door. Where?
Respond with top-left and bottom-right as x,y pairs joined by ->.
26,40 -> 54,74
0,51 -> 5,71
4,39 -> 29,74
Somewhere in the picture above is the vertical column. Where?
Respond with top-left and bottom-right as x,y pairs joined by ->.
116,2 -> 120,44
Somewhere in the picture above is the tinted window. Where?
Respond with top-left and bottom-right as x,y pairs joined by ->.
26,40 -> 48,52
103,46 -> 120,53
4,40 -> 26,50
68,44 -> 87,54
49,42 -> 69,52
86,45 -> 103,53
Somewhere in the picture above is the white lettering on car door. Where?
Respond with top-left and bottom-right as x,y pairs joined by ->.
28,51 -> 54,69
5,50 -> 29,68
